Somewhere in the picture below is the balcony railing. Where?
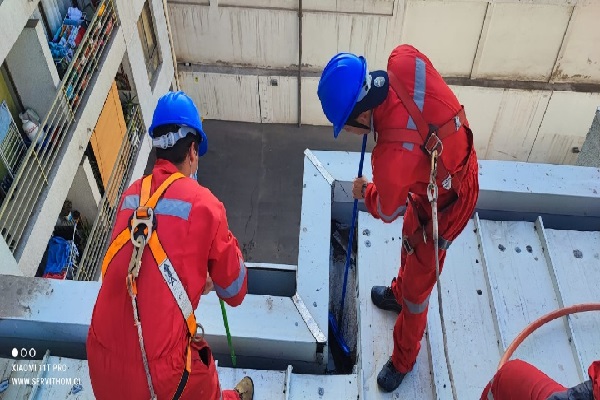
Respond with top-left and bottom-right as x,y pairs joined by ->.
0,0 -> 118,255
0,101 -> 27,182
75,105 -> 145,281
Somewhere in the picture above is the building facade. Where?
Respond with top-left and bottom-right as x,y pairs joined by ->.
0,0 -> 178,277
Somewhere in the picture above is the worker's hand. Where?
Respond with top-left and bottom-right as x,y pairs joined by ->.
203,276 -> 214,295
352,177 -> 369,199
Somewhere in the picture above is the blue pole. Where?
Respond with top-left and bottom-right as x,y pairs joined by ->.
339,133 -> 368,323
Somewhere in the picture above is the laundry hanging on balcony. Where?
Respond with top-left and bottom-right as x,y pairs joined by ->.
43,235 -> 80,280
48,7 -> 87,79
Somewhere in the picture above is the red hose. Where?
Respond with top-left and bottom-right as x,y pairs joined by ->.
499,303 -> 600,369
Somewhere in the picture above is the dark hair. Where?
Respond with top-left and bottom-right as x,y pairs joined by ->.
154,124 -> 200,165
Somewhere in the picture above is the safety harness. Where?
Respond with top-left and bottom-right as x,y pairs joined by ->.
379,70 -> 474,398
379,70 -> 475,255
101,173 -> 204,400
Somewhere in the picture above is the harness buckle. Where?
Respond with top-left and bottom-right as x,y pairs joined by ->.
422,124 -> 443,157
402,236 -> 414,255
192,322 -> 205,343
130,206 -> 156,248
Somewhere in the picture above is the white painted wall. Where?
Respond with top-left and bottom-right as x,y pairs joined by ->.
0,236 -> 21,276
0,0 -> 40,65
552,1 -> 600,83
179,69 -> 600,164
126,0 -> 177,185
170,0 -> 599,82
530,91 -> 600,164
172,0 -> 600,165
472,2 -> 572,81
169,1 -> 401,71
67,158 -> 102,225
5,19 -> 59,119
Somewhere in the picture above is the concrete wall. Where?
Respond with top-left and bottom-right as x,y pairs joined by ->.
0,236 -> 20,276
171,0 -> 600,165
169,1 -> 400,71
125,0 -> 175,185
170,0 -> 600,81
178,69 -> 600,164
0,0 -> 176,274
0,1 -> 40,65
66,157 -> 102,225
5,19 -> 60,120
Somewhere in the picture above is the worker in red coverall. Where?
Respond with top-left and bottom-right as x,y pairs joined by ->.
87,92 -> 253,400
317,44 -> 479,392
481,359 -> 600,400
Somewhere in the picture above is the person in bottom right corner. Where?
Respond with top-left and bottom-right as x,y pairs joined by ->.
481,359 -> 599,400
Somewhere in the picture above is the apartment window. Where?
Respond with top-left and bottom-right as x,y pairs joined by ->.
137,1 -> 162,85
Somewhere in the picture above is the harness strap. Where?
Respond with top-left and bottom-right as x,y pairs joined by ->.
386,71 -> 430,141
402,189 -> 459,256
101,173 -> 185,279
147,233 -> 200,338
384,70 -> 473,192
140,174 -> 152,205
377,107 -> 468,146
100,172 -> 200,399
101,229 -> 130,278
402,219 -> 453,255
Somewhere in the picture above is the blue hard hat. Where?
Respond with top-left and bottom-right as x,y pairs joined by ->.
318,53 -> 368,138
149,91 -> 208,156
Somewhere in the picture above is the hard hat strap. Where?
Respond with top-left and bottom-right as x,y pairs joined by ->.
152,126 -> 200,149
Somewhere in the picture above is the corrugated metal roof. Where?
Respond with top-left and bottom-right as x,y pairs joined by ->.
357,213 -> 600,399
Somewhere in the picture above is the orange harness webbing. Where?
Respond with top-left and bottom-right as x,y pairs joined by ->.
101,173 -> 200,400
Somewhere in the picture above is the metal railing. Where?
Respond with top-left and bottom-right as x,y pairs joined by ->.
0,101 -> 27,181
75,105 -> 145,281
0,0 -> 118,255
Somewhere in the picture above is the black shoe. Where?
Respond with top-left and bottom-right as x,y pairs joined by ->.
377,358 -> 407,392
371,286 -> 402,313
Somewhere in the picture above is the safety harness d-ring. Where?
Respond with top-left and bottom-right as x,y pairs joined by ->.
130,207 -> 155,247
423,125 -> 444,158
128,206 -> 156,279
192,322 -> 205,342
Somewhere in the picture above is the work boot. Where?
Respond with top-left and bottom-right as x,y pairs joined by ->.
371,286 -> 402,313
377,358 -> 407,392
234,376 -> 254,400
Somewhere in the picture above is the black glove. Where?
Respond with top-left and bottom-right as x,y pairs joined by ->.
546,380 -> 593,400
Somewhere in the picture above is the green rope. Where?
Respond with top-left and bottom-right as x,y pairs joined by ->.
219,299 -> 236,367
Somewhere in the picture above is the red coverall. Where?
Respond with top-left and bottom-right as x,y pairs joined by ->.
363,44 -> 479,374
480,359 -> 600,400
87,159 -> 248,400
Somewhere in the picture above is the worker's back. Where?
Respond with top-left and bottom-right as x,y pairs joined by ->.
87,159 -> 241,399
372,44 -> 476,213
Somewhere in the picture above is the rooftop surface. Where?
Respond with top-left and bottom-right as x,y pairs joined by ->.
1,150 -> 600,399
